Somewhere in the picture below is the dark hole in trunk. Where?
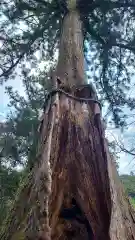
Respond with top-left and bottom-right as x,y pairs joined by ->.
59,198 -> 94,239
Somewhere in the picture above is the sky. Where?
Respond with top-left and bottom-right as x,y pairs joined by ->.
0,75 -> 135,175
0,77 -> 25,121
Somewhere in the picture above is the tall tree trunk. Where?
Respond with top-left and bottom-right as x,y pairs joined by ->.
56,7 -> 85,87
1,2 -> 135,240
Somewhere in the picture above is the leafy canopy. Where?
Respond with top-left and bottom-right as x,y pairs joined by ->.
1,0 -> 135,126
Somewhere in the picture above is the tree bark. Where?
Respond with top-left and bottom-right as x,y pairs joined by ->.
1,3 -> 135,240
56,9 -> 85,87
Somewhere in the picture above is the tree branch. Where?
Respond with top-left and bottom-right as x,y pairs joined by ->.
79,0 -> 135,13
34,0 -> 51,7
109,132 -> 135,157
120,145 -> 135,156
85,23 -> 135,52
0,16 -> 51,78
92,0 -> 135,10
0,53 -> 24,78
111,43 -> 135,52
84,18 -> 106,45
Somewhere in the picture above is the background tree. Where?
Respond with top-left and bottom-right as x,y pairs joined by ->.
0,67 -> 52,167
0,67 -> 51,231
0,164 -> 22,231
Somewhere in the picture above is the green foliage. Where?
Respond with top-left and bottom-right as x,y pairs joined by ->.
0,169 -> 32,239
129,197 -> 135,208
0,68 -> 52,168
120,174 -> 135,208
0,165 -> 22,229
120,174 -> 135,198
0,102 -> 39,167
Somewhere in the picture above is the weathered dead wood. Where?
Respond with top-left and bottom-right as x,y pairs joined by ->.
48,86 -> 135,240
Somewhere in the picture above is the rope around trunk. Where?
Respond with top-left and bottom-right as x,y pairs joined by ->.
43,88 -> 101,111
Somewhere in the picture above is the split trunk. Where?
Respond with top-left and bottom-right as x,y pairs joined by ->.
1,6 -> 135,240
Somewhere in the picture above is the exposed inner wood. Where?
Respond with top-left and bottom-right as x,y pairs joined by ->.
48,86 -> 135,240
49,86 -> 110,240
